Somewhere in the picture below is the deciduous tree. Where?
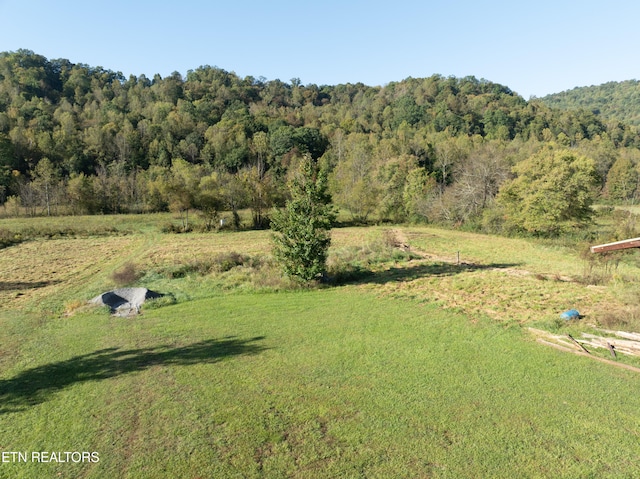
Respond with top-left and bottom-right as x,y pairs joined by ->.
330,134 -> 380,222
31,157 -> 61,216
496,147 -> 598,235
162,158 -> 202,230
605,156 -> 637,202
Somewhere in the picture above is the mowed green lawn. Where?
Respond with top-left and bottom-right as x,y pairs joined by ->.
2,288 -> 640,478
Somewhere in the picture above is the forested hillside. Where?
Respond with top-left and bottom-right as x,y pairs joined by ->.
539,80 -> 640,126
1,49 -> 640,235
540,80 -> 640,127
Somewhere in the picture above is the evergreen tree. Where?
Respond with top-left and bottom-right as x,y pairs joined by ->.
271,155 -> 335,282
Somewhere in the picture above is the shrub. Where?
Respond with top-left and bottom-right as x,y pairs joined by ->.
611,209 -> 640,241
212,252 -> 247,272
110,262 -> 142,286
0,228 -> 23,249
577,245 -> 620,285
157,252 -> 250,279
326,230 -> 420,284
160,222 -> 192,234
161,261 -> 210,279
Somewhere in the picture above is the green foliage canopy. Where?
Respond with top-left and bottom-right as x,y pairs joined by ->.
541,80 -> 640,127
271,155 -> 335,282
605,156 -> 637,201
2,49 -> 640,233
496,147 -> 599,236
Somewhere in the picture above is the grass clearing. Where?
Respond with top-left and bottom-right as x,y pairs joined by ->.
3,215 -> 640,476
0,236 -> 145,313
3,291 -> 640,478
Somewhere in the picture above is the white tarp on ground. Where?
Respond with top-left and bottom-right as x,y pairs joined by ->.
90,287 -> 162,316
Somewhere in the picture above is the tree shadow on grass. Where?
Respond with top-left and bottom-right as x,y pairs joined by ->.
333,261 -> 524,285
0,280 -> 59,291
0,336 -> 267,414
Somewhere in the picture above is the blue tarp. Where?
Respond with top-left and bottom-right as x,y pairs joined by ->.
560,309 -> 580,320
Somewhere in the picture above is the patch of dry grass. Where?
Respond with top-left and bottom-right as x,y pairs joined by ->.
363,263 -> 615,325
2,218 -> 640,332
0,236 -> 143,312
330,226 -> 640,330
140,230 -> 272,269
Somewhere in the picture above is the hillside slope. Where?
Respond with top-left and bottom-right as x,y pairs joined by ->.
540,80 -> 640,126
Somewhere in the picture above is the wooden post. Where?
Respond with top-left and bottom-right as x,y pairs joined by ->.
568,334 -> 591,354
608,343 -> 617,359
457,251 -> 460,265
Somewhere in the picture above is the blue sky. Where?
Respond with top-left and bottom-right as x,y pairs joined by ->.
1,0 -> 639,99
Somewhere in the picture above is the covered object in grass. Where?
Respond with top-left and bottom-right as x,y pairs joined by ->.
90,287 -> 163,316
560,309 -> 580,320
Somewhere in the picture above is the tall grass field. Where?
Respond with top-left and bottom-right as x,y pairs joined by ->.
2,215 -> 640,478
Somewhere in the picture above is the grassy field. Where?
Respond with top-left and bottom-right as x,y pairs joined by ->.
2,215 -> 640,477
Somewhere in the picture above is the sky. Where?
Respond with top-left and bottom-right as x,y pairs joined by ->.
1,0 -> 639,99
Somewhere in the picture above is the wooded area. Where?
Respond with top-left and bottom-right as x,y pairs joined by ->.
1,49 -> 640,236
540,80 -> 640,127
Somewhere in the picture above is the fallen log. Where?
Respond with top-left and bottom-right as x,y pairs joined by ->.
598,329 -> 640,342
579,333 -> 640,355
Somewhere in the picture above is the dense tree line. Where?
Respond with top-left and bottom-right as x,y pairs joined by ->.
2,49 -> 640,236
540,80 -> 640,127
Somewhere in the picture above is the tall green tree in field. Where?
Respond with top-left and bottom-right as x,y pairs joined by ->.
240,166 -> 276,229
197,171 -> 224,230
605,156 -> 637,201
31,157 -> 61,216
162,158 -> 202,230
330,134 -> 380,222
219,171 -> 247,229
496,146 -> 598,236
66,172 -> 97,214
0,133 -> 16,202
271,155 -> 335,282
